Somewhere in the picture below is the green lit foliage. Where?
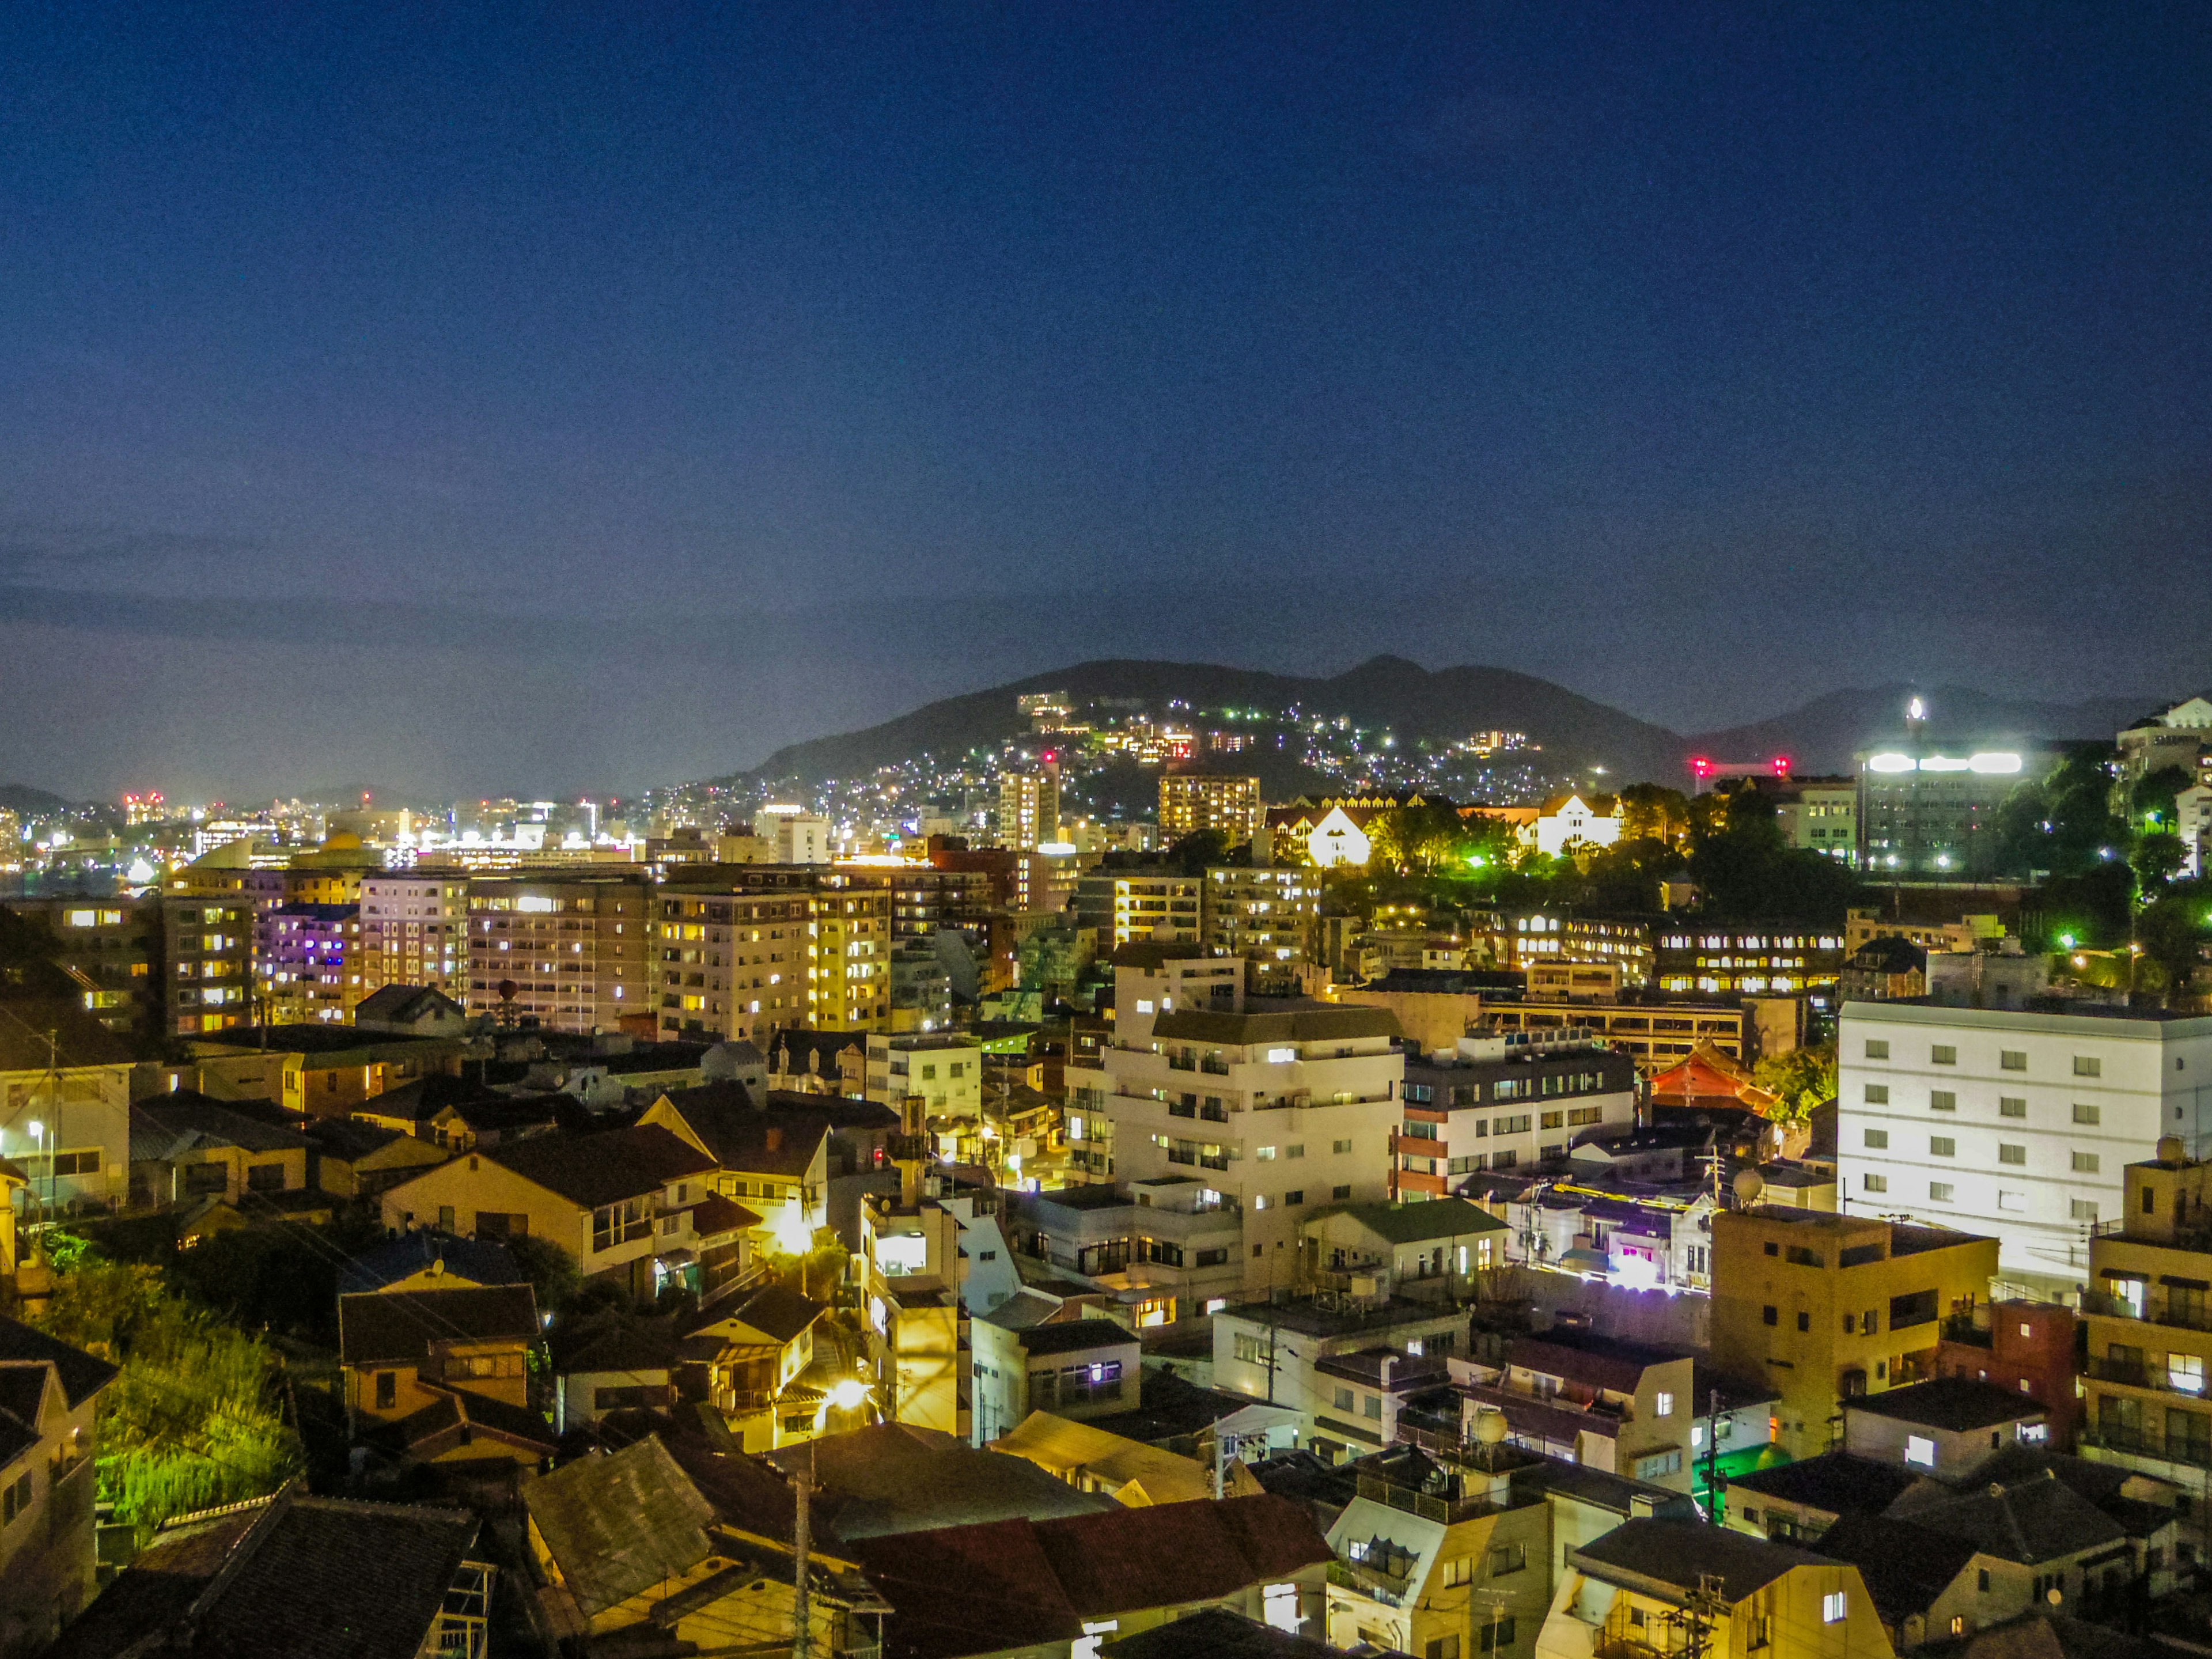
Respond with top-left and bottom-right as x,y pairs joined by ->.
2131,765 -> 2196,828
1365,805 -> 1474,876
2131,831 -> 2188,895
30,1257 -> 300,1536
1753,1046 -> 1837,1124
2137,877 -> 2212,989
1994,746 -> 2128,879
1618,784 -> 1695,851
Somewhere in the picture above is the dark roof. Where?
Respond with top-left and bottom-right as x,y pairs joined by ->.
521,1437 -> 715,1617
338,1286 -> 540,1368
337,1231 -> 525,1295
689,1192 -> 763,1236
1812,1512 -> 1981,1621
1722,1450 -> 1919,1517
484,1123 -> 715,1207
190,1024 -> 456,1056
1964,1613 -> 2175,1659
1851,935 -> 1928,972
379,1384 -> 558,1460
1109,940 -> 1217,969
763,1422 -> 1116,1541
0,1364 -> 49,1467
560,1319 -> 682,1376
719,1283 -> 825,1344
1572,1518 -> 1834,1600
1100,1608 -> 1341,1659
1083,1368 -> 1282,1446
1020,1318 -> 1139,1358
854,1493 -> 1331,1659
43,1486 -> 479,1659
1888,1469 -> 2127,1566
301,1116 -> 411,1160
0,1315 -> 117,1408
134,1095 -> 312,1156
653,1084 -> 836,1176
354,984 -> 467,1024
1316,1197 -> 1505,1243
1849,1376 -> 2046,1433
1509,1329 -> 1687,1391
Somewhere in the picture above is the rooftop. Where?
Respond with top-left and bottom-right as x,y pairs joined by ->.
1721,1450 -> 1919,1516
1152,1005 -> 1400,1044
1313,1196 -> 1507,1244
1019,1318 -> 1141,1357
1572,1517 -> 1835,1601
1850,1376 -> 2048,1433
337,1285 -> 541,1368
478,1123 -> 716,1208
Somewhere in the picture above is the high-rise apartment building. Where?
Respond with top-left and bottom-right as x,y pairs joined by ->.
654,868 -> 893,1041
996,767 -> 1060,851
1855,741 -> 2047,877
464,873 -> 651,1035
1838,1001 -> 2212,1294
259,902 -> 360,1024
1201,864 -> 1320,991
1070,869 -> 1202,949
358,871 -> 470,997
752,807 -> 833,865
1158,774 -> 1263,845
2,897 -> 165,1044
162,895 -> 256,1034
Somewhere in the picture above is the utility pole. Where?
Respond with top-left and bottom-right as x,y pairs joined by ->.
1672,1573 -> 1726,1659
792,1438 -> 813,1659
1704,1388 -> 1722,1525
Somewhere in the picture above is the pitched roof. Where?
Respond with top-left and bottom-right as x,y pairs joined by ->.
718,1283 -> 826,1345
653,1084 -> 836,1176
1812,1512 -> 1982,1622
762,1422 -> 1118,1541
521,1437 -> 716,1617
1571,1518 -> 1835,1600
483,1123 -> 715,1207
0,1315 -> 117,1408
133,1094 -> 313,1156
378,1384 -> 558,1460
336,1231 -> 526,1295
43,1486 -> 479,1659
1508,1330 -> 1682,1393
688,1192 -> 763,1236
991,1412 -> 1229,1505
1721,1450 -> 1919,1517
854,1493 -> 1331,1659
338,1286 -> 540,1368
1887,1469 -> 2127,1565
1099,1607 -> 1341,1659
1849,1376 -> 2045,1433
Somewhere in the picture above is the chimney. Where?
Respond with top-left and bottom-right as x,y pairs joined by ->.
766,1127 -> 783,1153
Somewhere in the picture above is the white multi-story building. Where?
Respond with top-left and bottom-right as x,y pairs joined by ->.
1065,945 -> 1404,1297
1838,1000 -> 2212,1294
358,872 -> 470,998
751,806 -> 832,865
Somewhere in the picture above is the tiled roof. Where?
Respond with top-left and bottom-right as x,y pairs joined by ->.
43,1486 -> 479,1659
134,1094 -> 312,1156
1317,1197 -> 1506,1244
653,1085 -> 835,1176
522,1437 -> 716,1617
486,1123 -> 715,1207
1813,1512 -> 1980,1621
688,1192 -> 763,1236
1099,1607 -> 1340,1659
0,1315 -> 118,1408
1888,1469 -> 2127,1566
338,1286 -> 540,1368
337,1231 -> 525,1294
1723,1450 -> 1918,1517
762,1422 -> 1116,1541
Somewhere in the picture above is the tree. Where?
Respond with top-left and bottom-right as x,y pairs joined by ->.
2132,764 -> 2196,828
2137,878 -> 2212,990
1365,805 -> 1471,875
1618,783 -> 1694,850
1164,829 -> 1230,876
1753,1045 -> 1836,1124
507,1233 -> 583,1318
2131,831 -> 2188,895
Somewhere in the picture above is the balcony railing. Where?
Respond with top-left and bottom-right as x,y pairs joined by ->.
1166,1055 -> 1197,1072
2086,1355 -> 2211,1398
1327,1559 -> 1411,1608
2080,1287 -> 2212,1334
1200,1059 -> 1231,1075
2081,1426 -> 2212,1468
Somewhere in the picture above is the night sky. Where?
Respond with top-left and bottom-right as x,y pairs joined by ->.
2,6 -> 2208,801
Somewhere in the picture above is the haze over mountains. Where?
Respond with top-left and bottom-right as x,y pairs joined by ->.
734,656 -> 2160,790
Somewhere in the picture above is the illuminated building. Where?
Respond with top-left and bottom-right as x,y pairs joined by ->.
1653,925 -> 1843,995
996,764 -> 1060,851
1524,793 -> 1623,859
752,806 -> 832,865
1855,737 -> 2044,877
1,896 -> 164,1042
359,871 -> 469,998
1202,864 -> 1320,990
1159,773 -> 1263,844
0,807 -> 19,871
465,873 -> 651,1035
259,902 -> 361,1023
1394,1031 -> 1636,1195
1709,1205 -> 1999,1459
1496,911 -> 1653,983
1070,868 -> 1202,948
654,868 -> 892,1042
2116,695 -> 2212,790
162,896 -> 256,1033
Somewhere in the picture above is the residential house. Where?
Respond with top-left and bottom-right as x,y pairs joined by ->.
753,1421 -> 1118,1542
639,1082 -> 843,1244
1453,1331 -> 1697,1492
684,1281 -> 833,1450
353,982 -> 472,1037
1323,1441 -> 1554,1659
1843,936 -> 1928,1003
1300,1198 -> 1507,1301
181,1022 -> 468,1119
1100,1607 -> 1340,1659
1539,1518 -> 1890,1659
338,1283 -> 541,1453
972,1315 -> 1142,1448
0,1317 -> 116,1656
1933,1302 -> 2081,1450
1212,1295 -> 1468,1458
378,1123 -> 718,1301
554,1319 -> 683,1434
1525,793 -> 1623,859
850,1491 -> 1334,1659
338,1230 -> 527,1295
1003,1178 -> 1244,1331
861,1180 -> 974,1438
0,1013 -> 134,1215
302,1115 -> 450,1197
992,1411 -> 1264,1506
41,1483 -> 493,1659
126,1093 -> 313,1211
522,1436 -> 879,1658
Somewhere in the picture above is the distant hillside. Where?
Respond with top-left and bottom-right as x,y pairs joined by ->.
740,656 -> 1690,785
0,783 -> 75,818
1689,685 -> 2159,777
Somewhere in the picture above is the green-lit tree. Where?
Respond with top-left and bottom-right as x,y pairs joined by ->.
2131,764 -> 2196,829
1753,1045 -> 1837,1124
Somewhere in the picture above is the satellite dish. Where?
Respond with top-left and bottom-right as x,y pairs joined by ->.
1734,1170 -> 1766,1206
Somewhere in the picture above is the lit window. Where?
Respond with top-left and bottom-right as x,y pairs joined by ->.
1823,1592 -> 1847,1624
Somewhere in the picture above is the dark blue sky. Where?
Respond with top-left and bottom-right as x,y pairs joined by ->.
2,5 -> 2207,800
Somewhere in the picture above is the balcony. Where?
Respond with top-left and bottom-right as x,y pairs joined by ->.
2086,1355 -> 2210,1398
2081,1426 -> 2212,1469
1327,1559 -> 1410,1609
2081,1288 -> 2212,1334
1200,1059 -> 1231,1076
1167,1055 -> 1198,1073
